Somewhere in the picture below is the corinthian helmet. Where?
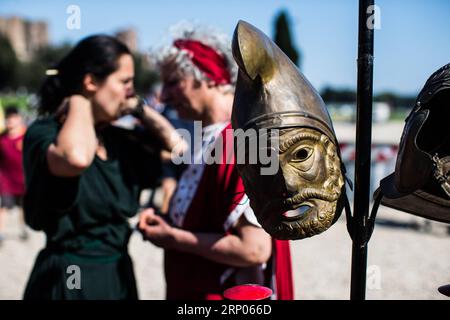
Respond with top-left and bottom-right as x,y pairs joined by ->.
231,20 -> 347,240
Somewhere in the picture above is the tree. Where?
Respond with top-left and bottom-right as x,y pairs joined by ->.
374,92 -> 415,109
0,34 -> 19,91
19,43 -> 72,92
321,86 -> 356,104
133,53 -> 159,95
320,86 -> 416,110
0,38 -> 158,95
273,10 -> 301,68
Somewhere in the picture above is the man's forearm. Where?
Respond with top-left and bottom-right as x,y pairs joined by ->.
140,105 -> 186,152
170,228 -> 267,268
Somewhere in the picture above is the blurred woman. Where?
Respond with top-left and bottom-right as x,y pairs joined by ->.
22,35 -> 184,300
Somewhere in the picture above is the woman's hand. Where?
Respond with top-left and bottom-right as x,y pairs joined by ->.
138,208 -> 176,249
55,95 -> 92,123
119,95 -> 141,117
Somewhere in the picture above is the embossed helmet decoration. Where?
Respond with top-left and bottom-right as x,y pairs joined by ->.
231,21 -> 347,240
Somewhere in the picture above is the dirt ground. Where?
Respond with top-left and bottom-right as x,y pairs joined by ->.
0,205 -> 448,300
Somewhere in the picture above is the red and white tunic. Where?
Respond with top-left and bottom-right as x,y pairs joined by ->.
166,122 -> 293,300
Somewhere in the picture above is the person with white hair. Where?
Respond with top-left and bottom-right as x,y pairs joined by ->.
139,23 -> 294,300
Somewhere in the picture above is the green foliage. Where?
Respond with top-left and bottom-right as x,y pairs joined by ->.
0,34 -> 20,90
374,92 -> 416,109
273,10 -> 301,68
18,43 -> 72,92
0,39 -> 158,96
0,37 -> 71,93
320,86 -> 415,110
0,94 -> 29,111
321,86 -> 357,104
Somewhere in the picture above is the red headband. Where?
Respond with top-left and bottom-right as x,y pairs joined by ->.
174,39 -> 231,85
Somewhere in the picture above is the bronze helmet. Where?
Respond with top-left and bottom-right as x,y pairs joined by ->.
231,20 -> 347,240
376,63 -> 450,223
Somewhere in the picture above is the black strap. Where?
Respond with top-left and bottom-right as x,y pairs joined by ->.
346,189 -> 382,244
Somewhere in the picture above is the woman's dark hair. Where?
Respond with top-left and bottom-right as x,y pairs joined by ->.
39,34 -> 131,115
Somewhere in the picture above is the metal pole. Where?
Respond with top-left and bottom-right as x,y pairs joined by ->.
350,0 -> 375,300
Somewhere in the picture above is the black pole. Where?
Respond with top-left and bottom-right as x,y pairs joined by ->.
350,0 -> 374,300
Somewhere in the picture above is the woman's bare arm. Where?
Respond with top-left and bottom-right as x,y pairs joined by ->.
47,95 -> 97,177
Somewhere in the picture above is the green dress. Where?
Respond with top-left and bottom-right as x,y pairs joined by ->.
22,116 -> 161,300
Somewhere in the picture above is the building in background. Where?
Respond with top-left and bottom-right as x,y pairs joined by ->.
0,16 -> 48,62
115,28 -> 138,52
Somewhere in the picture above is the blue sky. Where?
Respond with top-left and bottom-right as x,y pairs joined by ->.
1,0 -> 449,95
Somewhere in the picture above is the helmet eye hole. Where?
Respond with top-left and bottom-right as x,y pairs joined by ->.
292,147 -> 312,162
296,149 -> 308,160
